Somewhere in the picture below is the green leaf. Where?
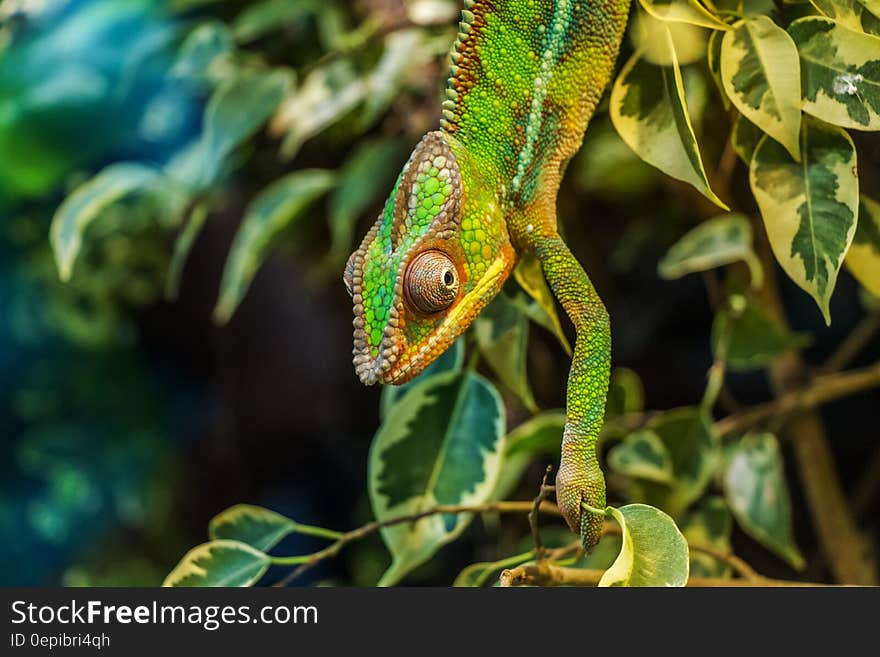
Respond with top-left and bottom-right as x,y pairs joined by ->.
51,163 -> 161,281
608,430 -> 676,484
721,17 -> 802,160
208,504 -> 296,552
680,497 -> 734,578
379,338 -> 465,421
610,28 -> 729,209
326,138 -> 407,269
492,411 -> 565,501
599,504 -> 690,587
750,116 -> 858,324
658,213 -> 763,286
474,292 -> 537,413
631,407 -> 721,518
708,30 -> 731,109
201,70 -> 293,186
723,433 -> 805,569
606,367 -> 645,418
731,113 -> 764,165
276,60 -> 366,160
512,255 -> 572,356
214,169 -> 335,323
232,0 -> 319,43
790,17 -> 880,131
163,540 -> 270,587
638,0 -> 732,30
171,21 -> 233,81
712,293 -> 809,370
369,371 -> 505,585
165,202 -> 210,301
846,196 -> 880,296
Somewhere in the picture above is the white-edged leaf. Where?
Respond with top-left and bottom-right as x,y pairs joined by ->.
608,430 -> 676,484
51,162 -> 161,281
512,254 -> 572,356
209,504 -> 296,552
846,195 -> 880,296
731,113 -> 764,165
721,17 -> 802,159
610,27 -> 729,209
638,0 -> 731,30
681,497 -> 734,578
379,338 -> 464,420
658,213 -> 763,286
163,540 -> 270,587
214,169 -> 335,323
491,411 -> 565,501
599,504 -> 690,587
790,17 -> 880,131
723,433 -> 805,569
369,371 -> 505,586
750,116 -> 858,324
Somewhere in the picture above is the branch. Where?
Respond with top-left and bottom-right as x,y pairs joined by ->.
714,361 -> 880,438
274,500 -> 560,586
529,466 -> 555,560
820,311 -> 880,374
498,562 -> 845,587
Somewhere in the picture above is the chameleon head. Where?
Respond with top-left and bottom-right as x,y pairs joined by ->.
344,130 -> 515,385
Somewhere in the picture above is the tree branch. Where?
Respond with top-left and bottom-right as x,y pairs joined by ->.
714,361 -> 880,438
498,562 -> 845,587
820,311 -> 880,374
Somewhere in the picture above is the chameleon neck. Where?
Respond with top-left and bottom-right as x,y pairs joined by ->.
441,0 -> 631,211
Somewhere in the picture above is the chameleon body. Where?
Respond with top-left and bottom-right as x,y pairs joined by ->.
345,0 -> 630,551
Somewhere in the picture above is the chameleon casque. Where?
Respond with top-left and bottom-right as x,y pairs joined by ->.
344,0 -> 631,551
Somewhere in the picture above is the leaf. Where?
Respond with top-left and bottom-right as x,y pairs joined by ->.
379,338 -> 465,421
790,17 -> 880,131
171,21 -> 233,81
708,30 -> 731,109
369,371 -> 505,585
208,504 -> 296,552
214,169 -> 335,323
201,70 -> 293,185
680,496 -> 734,578
51,163 -> 161,281
599,504 -> 690,587
810,0 -> 872,31
638,0 -> 732,31
275,59 -> 366,160
165,202 -> 209,301
750,116 -> 858,324
721,17 -> 802,160
606,367 -> 645,418
232,0 -> 319,43
631,9 -> 709,67
631,408 -> 721,518
712,293 -> 809,370
163,540 -> 270,587
512,255 -> 572,355
474,293 -> 537,412
658,213 -> 763,286
608,430 -> 676,484
731,113 -> 764,165
610,28 -> 729,209
846,195 -> 880,296
723,433 -> 805,569
491,411 -> 565,501
326,138 -> 407,269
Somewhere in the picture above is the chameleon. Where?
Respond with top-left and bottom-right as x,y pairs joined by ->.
344,0 -> 630,551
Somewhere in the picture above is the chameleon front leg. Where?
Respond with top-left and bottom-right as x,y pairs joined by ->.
533,233 -> 611,552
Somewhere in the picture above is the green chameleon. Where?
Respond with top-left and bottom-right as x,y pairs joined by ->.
344,0 -> 630,551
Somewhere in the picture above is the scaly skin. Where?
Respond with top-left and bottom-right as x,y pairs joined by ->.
345,0 -> 630,551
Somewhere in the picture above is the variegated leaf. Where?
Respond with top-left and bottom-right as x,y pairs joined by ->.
708,30 -> 731,109
790,17 -> 880,131
721,17 -> 802,159
846,196 -> 880,296
731,113 -> 764,165
750,116 -> 858,323
611,27 -> 729,209
369,371 -> 505,586
638,0 -> 731,31
630,9 -> 708,66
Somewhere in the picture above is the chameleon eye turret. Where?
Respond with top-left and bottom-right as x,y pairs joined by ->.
405,250 -> 460,314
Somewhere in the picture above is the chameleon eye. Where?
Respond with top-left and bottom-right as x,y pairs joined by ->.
405,250 -> 459,314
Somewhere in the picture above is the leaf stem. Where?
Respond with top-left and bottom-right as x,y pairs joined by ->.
291,523 -> 345,541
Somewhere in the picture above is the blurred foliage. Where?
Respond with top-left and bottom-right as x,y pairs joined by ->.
3,0 -> 879,586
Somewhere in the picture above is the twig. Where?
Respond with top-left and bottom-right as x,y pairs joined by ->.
851,443 -> 880,520
498,562 -> 846,587
820,311 -> 880,374
529,466 -> 555,560
688,545 -> 760,581
273,500 -> 561,586
714,361 -> 880,438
